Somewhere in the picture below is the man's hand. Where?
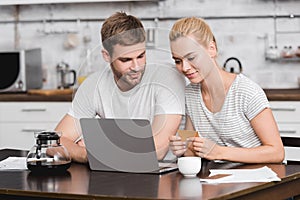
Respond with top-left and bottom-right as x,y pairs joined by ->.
169,135 -> 187,157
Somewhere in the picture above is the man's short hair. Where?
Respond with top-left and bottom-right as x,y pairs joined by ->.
101,12 -> 146,56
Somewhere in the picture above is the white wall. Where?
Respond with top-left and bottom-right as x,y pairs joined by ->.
0,0 -> 300,89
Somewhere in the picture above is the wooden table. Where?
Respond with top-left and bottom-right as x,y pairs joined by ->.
0,149 -> 300,200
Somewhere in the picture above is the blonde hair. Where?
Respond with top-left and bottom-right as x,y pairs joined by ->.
169,17 -> 217,50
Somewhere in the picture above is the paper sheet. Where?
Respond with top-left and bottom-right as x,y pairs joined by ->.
200,166 -> 281,184
0,157 -> 28,170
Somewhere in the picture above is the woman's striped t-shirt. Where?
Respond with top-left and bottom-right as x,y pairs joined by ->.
185,74 -> 270,148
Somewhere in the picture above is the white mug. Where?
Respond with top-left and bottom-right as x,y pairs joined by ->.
177,157 -> 202,177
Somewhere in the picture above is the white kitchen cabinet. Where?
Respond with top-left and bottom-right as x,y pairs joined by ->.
0,102 -> 71,150
270,101 -> 300,162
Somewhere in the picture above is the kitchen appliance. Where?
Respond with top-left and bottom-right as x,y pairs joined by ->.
0,48 -> 43,93
56,61 -> 76,89
223,57 -> 243,74
26,131 -> 71,173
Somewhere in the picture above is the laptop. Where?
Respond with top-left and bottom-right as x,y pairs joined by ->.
79,118 -> 178,174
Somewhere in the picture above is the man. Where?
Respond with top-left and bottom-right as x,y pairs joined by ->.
55,12 -> 185,163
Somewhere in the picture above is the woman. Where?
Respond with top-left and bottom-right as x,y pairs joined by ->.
169,17 -> 284,163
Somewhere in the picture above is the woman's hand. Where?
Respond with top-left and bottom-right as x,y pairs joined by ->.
190,137 -> 220,160
169,135 -> 187,157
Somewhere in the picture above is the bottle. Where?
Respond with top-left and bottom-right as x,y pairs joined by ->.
287,46 -> 294,58
266,46 -> 279,60
281,46 -> 288,58
78,48 -> 93,85
274,46 -> 280,59
295,46 -> 300,57
266,46 -> 274,60
281,46 -> 293,58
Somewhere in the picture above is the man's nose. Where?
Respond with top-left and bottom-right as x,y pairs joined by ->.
130,59 -> 140,71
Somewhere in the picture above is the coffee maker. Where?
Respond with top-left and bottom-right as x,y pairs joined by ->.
26,131 -> 71,173
56,61 -> 76,89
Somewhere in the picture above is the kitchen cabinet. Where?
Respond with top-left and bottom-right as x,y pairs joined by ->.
0,102 -> 70,150
270,101 -> 300,162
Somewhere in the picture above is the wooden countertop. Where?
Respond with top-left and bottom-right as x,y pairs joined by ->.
0,89 -> 299,102
264,88 -> 300,101
0,92 -> 73,102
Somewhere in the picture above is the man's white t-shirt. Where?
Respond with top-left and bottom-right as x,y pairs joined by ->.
69,63 -> 185,123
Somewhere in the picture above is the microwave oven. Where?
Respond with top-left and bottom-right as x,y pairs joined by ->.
0,48 -> 43,93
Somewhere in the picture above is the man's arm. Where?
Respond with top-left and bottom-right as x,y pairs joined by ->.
55,114 -> 88,163
152,114 -> 182,160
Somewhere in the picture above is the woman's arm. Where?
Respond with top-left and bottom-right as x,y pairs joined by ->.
193,108 -> 285,163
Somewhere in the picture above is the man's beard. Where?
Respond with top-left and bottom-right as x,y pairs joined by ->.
112,65 -> 146,91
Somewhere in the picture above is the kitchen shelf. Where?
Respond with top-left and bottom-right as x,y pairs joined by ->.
0,0 -> 161,6
266,57 -> 300,62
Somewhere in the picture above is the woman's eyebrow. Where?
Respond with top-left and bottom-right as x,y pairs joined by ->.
172,52 -> 195,60
183,52 -> 195,58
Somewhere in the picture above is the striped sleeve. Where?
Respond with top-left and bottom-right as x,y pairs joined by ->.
244,82 -> 270,121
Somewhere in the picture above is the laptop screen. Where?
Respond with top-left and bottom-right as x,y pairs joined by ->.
80,118 -> 161,173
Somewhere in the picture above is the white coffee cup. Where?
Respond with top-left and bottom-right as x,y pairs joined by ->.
177,157 -> 202,177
